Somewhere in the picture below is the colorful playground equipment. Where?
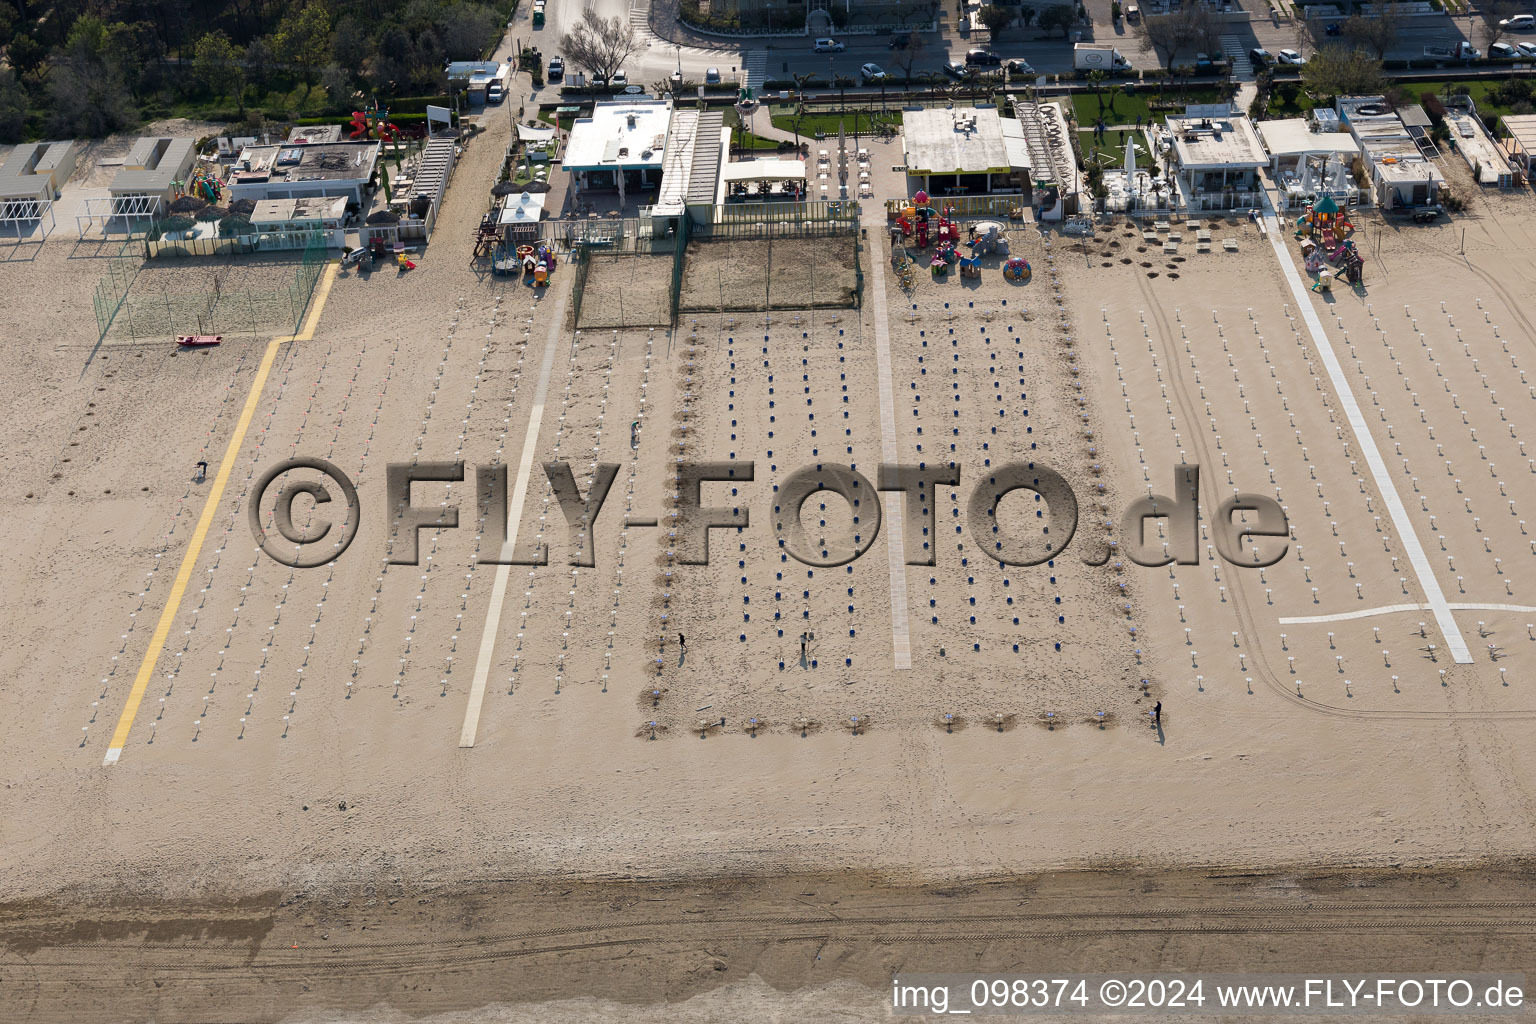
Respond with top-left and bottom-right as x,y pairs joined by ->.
184,164 -> 222,203
896,190 -> 959,251
1003,256 -> 1032,283
1293,195 -> 1353,243
966,221 -> 1009,256
929,251 -> 949,278
958,252 -> 982,277
350,101 -> 403,142
516,242 -> 557,285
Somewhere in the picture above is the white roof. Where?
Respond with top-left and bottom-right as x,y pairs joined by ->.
721,160 -> 807,182
1255,119 -> 1359,159
1504,113 -> 1536,155
1166,114 -> 1268,170
497,191 -> 547,225
517,122 -> 558,144
902,107 -> 1027,176
564,100 -> 671,172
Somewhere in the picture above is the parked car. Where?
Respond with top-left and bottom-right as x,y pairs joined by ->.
1490,42 -> 1518,58
1250,47 -> 1274,66
547,55 -> 564,80
705,66 -> 721,83
1124,3 -> 1140,21
486,82 -> 504,103
1518,41 -> 1536,57
889,32 -> 913,49
1500,13 -> 1535,29
1004,58 -> 1035,74
813,37 -> 846,52
1324,21 -> 1341,36
860,62 -> 888,82
1277,48 -> 1305,65
610,69 -> 628,87
965,48 -> 1002,66
943,59 -> 968,78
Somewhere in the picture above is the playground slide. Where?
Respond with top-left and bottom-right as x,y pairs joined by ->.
349,113 -> 370,139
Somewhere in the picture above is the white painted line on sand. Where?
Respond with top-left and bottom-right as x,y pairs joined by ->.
1281,602 -> 1536,625
1258,191 -> 1473,664
460,295 -> 568,747
863,208 -> 912,669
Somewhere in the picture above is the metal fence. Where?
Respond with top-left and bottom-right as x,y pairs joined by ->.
95,232 -> 329,343
143,229 -> 332,259
693,199 -> 862,239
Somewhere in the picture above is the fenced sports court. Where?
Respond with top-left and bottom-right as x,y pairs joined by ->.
92,231 -> 328,343
565,202 -> 863,328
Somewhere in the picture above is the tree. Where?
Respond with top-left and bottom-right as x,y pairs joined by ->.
331,17 -> 371,74
1087,68 -> 1108,115
978,4 -> 1012,36
891,33 -> 927,84
194,31 -> 247,114
560,7 -> 641,85
274,1 -> 331,88
1341,3 -> 1400,60
1481,0 -> 1518,48
1300,45 -> 1385,100
1140,6 -> 1221,72
0,67 -> 28,143
1038,3 -> 1076,38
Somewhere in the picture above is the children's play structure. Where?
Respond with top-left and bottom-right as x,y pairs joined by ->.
1003,256 -> 1032,283
184,164 -> 223,203
498,242 -> 556,286
1294,195 -> 1363,288
896,191 -> 960,251
350,102 -> 403,142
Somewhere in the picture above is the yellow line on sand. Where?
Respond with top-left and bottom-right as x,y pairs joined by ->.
102,263 -> 338,765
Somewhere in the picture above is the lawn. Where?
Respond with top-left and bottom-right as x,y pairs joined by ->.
1070,85 -> 1228,128
768,107 -> 902,138
1263,81 -> 1319,119
1409,78 -> 1535,121
1078,129 -> 1157,169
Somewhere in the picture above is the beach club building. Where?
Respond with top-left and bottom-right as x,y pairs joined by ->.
900,106 -> 1031,196
564,99 -> 673,201
1336,96 -> 1443,210
1163,108 -> 1268,212
224,141 -> 382,206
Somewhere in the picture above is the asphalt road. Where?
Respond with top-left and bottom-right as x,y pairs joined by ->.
526,0 -> 1536,90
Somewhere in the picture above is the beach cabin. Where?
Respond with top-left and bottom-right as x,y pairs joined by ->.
1255,118 -> 1363,209
901,106 -> 1031,197
110,137 -> 197,211
0,142 -> 77,204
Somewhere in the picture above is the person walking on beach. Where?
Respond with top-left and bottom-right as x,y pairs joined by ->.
678,633 -> 685,651
1153,701 -> 1162,725
800,632 -> 808,660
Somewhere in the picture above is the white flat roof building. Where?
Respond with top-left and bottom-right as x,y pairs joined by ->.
250,195 -> 348,229
902,106 -> 1030,195
566,99 -> 674,197
225,141 -> 381,205
1255,118 -> 1359,166
1445,110 -> 1515,186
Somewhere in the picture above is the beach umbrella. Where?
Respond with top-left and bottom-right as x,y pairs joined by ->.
157,214 -> 195,233
491,181 -> 522,197
194,205 -> 228,222
227,198 -> 257,217
217,214 -> 252,237
167,194 -> 208,214
366,209 -> 400,225
520,179 -> 552,193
